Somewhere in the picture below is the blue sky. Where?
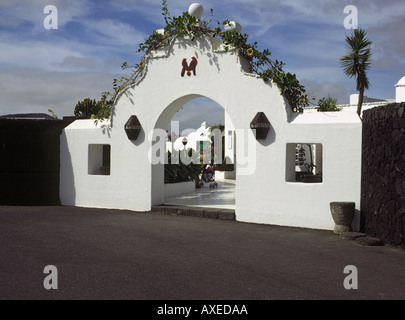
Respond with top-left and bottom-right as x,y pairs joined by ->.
1,0 -> 405,129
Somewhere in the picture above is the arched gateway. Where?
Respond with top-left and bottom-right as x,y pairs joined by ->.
60,31 -> 362,231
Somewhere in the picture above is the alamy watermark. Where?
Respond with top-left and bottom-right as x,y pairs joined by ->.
43,265 -> 58,290
343,5 -> 358,30
43,5 -> 359,31
148,121 -> 256,176
343,265 -> 358,290
43,5 -> 58,30
41,265 -> 358,292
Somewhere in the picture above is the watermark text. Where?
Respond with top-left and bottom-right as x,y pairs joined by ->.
343,5 -> 358,30
43,5 -> 58,30
343,265 -> 358,290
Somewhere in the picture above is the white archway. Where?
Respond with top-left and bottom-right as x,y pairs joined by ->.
60,35 -> 362,231
151,94 -> 235,207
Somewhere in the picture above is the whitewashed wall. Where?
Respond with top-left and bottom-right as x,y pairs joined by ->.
60,36 -> 362,230
396,76 -> 405,103
164,181 -> 195,199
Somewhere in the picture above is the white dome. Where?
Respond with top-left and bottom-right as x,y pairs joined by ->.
396,76 -> 405,86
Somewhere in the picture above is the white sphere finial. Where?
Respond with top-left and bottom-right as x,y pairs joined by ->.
188,3 -> 204,19
224,21 -> 242,33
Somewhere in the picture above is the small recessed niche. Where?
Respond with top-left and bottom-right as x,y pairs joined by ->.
286,143 -> 323,183
88,144 -> 111,175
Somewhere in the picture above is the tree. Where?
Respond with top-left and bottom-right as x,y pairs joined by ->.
340,28 -> 372,117
74,98 -> 101,119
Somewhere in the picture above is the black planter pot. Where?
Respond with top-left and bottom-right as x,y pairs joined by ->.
300,174 -> 322,183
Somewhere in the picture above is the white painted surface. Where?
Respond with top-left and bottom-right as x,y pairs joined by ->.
224,21 -> 242,33
350,94 -> 359,106
166,122 -> 212,152
164,181 -> 195,199
396,76 -> 405,86
396,76 -> 405,103
188,3 -> 204,19
164,179 -> 236,209
60,35 -> 362,231
291,107 -> 360,123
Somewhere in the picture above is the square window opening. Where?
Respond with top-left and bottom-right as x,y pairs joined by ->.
88,144 -> 111,175
286,143 -> 322,183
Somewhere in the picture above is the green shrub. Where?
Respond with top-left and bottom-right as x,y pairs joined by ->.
164,151 -> 202,183
317,97 -> 341,112
74,98 -> 101,119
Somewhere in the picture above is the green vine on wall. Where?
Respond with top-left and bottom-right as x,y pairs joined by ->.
93,1 -> 309,121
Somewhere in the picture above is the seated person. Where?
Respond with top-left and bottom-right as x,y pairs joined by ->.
202,163 -> 214,182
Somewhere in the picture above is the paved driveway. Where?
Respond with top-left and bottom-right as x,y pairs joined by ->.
0,206 -> 405,300
164,179 -> 236,209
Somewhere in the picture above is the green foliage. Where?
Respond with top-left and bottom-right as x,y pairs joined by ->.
94,0 -> 310,120
340,28 -> 372,116
47,109 -> 59,120
74,98 -> 102,119
340,29 -> 372,90
209,124 -> 225,164
209,123 -> 224,133
317,97 -> 341,112
165,151 -> 202,183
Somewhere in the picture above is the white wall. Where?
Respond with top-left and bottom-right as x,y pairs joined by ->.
396,85 -> 405,103
237,109 -> 361,230
164,181 -> 195,198
223,110 -> 236,179
60,36 -> 362,231
60,119 -> 152,211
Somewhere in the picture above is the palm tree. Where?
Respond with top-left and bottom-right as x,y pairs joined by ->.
340,28 -> 372,117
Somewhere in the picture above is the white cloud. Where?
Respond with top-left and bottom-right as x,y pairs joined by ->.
0,14 -> 24,27
0,66 -> 116,117
82,18 -> 146,47
301,78 -> 351,104
110,0 -> 284,37
0,0 -> 91,31
0,39 -> 83,70
0,1 -> 148,118
1,0 -> 405,121
0,22 -> 143,73
59,56 -> 99,70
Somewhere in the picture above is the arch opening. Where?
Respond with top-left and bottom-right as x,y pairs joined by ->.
151,95 -> 237,209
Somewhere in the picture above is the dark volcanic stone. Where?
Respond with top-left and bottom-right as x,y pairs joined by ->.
355,237 -> 384,247
341,232 -> 366,240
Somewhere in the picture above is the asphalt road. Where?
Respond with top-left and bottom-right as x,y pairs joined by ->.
1,206 -> 405,300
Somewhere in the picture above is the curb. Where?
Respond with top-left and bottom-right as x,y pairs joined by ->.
151,205 -> 236,221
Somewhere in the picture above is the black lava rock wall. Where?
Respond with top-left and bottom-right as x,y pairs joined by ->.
362,102 -> 405,248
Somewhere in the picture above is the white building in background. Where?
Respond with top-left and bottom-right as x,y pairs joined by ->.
395,76 -> 405,103
166,121 -> 212,152
340,94 -> 395,114
304,75 -> 405,116
338,75 -> 405,113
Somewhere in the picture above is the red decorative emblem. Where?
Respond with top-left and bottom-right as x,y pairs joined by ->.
181,57 -> 197,77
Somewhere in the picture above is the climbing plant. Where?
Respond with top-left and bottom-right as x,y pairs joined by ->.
93,1 -> 310,121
